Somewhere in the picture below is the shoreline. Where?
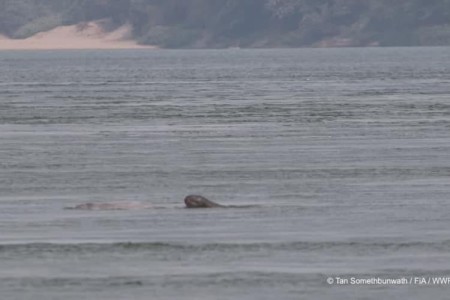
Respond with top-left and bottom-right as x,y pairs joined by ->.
0,43 -> 155,51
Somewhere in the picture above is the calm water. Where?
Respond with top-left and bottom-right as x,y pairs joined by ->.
1,48 -> 450,299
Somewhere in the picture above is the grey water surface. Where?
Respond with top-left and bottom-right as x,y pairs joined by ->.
1,48 -> 450,299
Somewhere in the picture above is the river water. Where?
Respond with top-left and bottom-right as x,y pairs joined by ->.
1,48 -> 450,299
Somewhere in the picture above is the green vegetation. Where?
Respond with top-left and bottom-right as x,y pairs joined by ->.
1,0 -> 450,47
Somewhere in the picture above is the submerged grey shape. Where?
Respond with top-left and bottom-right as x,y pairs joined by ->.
66,201 -> 152,210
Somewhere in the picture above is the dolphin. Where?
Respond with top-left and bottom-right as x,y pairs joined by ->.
66,195 -> 225,210
184,195 -> 225,208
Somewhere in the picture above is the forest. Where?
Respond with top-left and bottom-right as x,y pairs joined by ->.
1,0 -> 450,47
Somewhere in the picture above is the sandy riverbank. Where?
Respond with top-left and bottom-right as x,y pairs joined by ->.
0,21 -> 155,50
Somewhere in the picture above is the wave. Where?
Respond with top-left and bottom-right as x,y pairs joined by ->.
0,271 -> 315,289
2,239 -> 450,255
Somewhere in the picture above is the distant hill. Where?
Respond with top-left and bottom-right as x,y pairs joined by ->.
1,0 -> 450,48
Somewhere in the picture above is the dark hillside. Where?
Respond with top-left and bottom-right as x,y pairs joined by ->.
1,0 -> 450,47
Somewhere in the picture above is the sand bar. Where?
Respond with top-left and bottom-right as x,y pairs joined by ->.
0,21 -> 155,50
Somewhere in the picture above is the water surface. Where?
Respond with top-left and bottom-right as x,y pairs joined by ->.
1,48 -> 450,299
